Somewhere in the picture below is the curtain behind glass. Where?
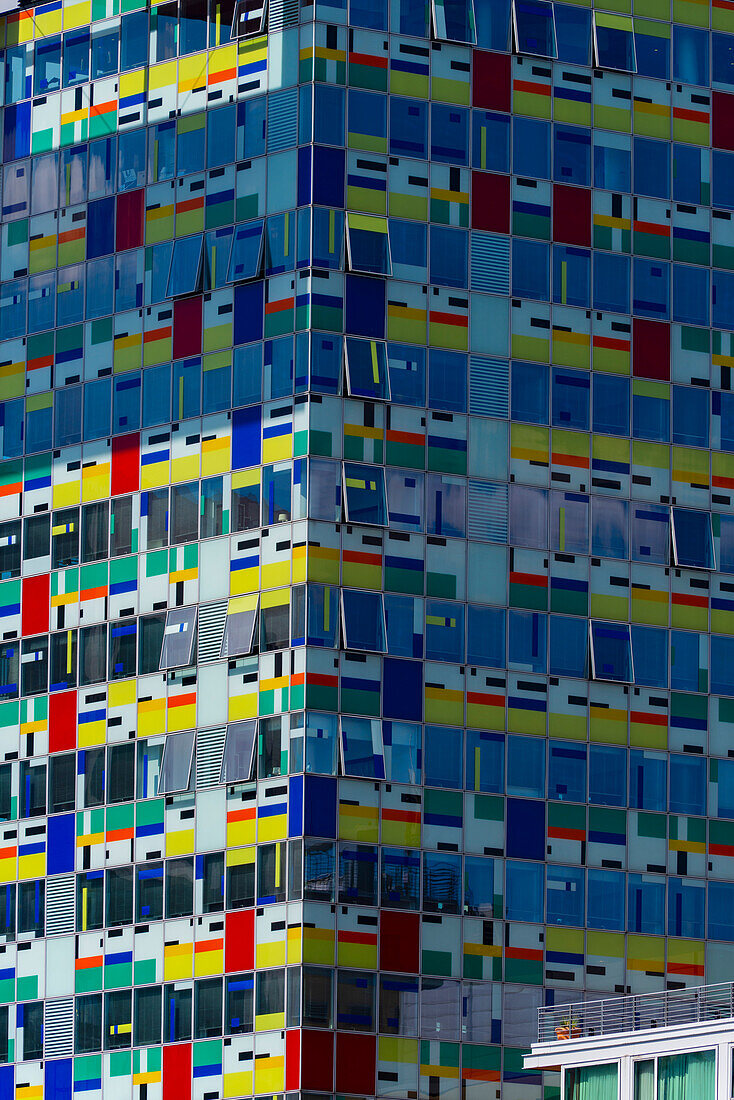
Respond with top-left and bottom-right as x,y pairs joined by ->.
658,1051 -> 715,1100
635,1061 -> 654,1100
565,1063 -> 618,1100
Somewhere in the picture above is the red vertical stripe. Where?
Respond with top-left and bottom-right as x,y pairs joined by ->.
225,909 -> 255,971
163,1043 -> 191,1100
173,296 -> 203,359
22,573 -> 49,636
553,183 -> 591,247
115,189 -> 144,251
49,690 -> 77,753
299,1029 -> 334,1091
379,910 -> 420,973
473,50 -> 510,112
471,171 -> 510,233
111,432 -> 140,496
633,319 -> 671,381
713,91 -> 734,151
335,1034 -> 375,1094
285,1029 -> 301,1091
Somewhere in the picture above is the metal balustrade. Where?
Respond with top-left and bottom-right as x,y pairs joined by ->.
538,982 -> 734,1043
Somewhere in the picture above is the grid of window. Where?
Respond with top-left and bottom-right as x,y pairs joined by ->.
0,0 -> 733,1096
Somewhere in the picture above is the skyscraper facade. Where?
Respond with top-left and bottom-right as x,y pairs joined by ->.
0,0 -> 733,1095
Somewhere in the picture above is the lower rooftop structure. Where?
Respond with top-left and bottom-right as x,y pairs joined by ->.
525,981 -> 734,1098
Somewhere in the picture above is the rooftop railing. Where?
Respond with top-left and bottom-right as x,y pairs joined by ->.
538,982 -> 734,1043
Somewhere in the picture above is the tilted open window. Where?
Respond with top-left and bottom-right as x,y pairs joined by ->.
431,0 -> 476,43
346,213 -> 392,276
231,0 -> 266,37
341,589 -> 387,653
158,730 -> 195,793
220,594 -> 259,658
167,234 -> 205,297
593,11 -> 636,72
220,720 -> 257,784
159,606 -> 197,669
513,0 -> 557,58
671,508 -> 715,570
227,220 -> 265,283
589,620 -> 633,683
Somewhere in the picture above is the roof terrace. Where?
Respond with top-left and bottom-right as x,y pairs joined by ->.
537,981 -> 734,1044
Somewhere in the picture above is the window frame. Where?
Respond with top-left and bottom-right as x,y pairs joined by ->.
512,0 -> 558,59
430,0 -> 477,44
561,1060 -> 620,1099
671,507 -> 716,570
345,212 -> 393,277
220,594 -> 259,658
166,234 -> 205,298
226,219 -> 265,283
220,720 -> 258,784
592,10 -> 637,73
231,0 -> 267,37
158,730 -> 195,794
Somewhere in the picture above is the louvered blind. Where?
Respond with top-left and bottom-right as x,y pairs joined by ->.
45,998 -> 74,1058
196,726 -> 227,789
198,599 -> 228,662
469,355 -> 509,418
470,232 -> 510,294
46,874 -> 75,936
467,479 -> 508,542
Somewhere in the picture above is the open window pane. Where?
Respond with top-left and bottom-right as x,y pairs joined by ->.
343,463 -> 387,525
221,595 -> 259,657
346,213 -> 392,276
340,716 -> 386,779
672,508 -> 715,569
232,0 -> 266,36
204,227 -> 234,290
345,338 -> 391,401
227,220 -> 264,282
590,621 -> 633,683
220,720 -> 257,783
260,590 -> 290,652
160,607 -> 197,669
432,0 -> 476,43
158,730 -> 195,793
594,11 -> 636,71
514,0 -> 557,57
167,234 -> 204,297
341,589 -> 387,652
631,503 -> 669,565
